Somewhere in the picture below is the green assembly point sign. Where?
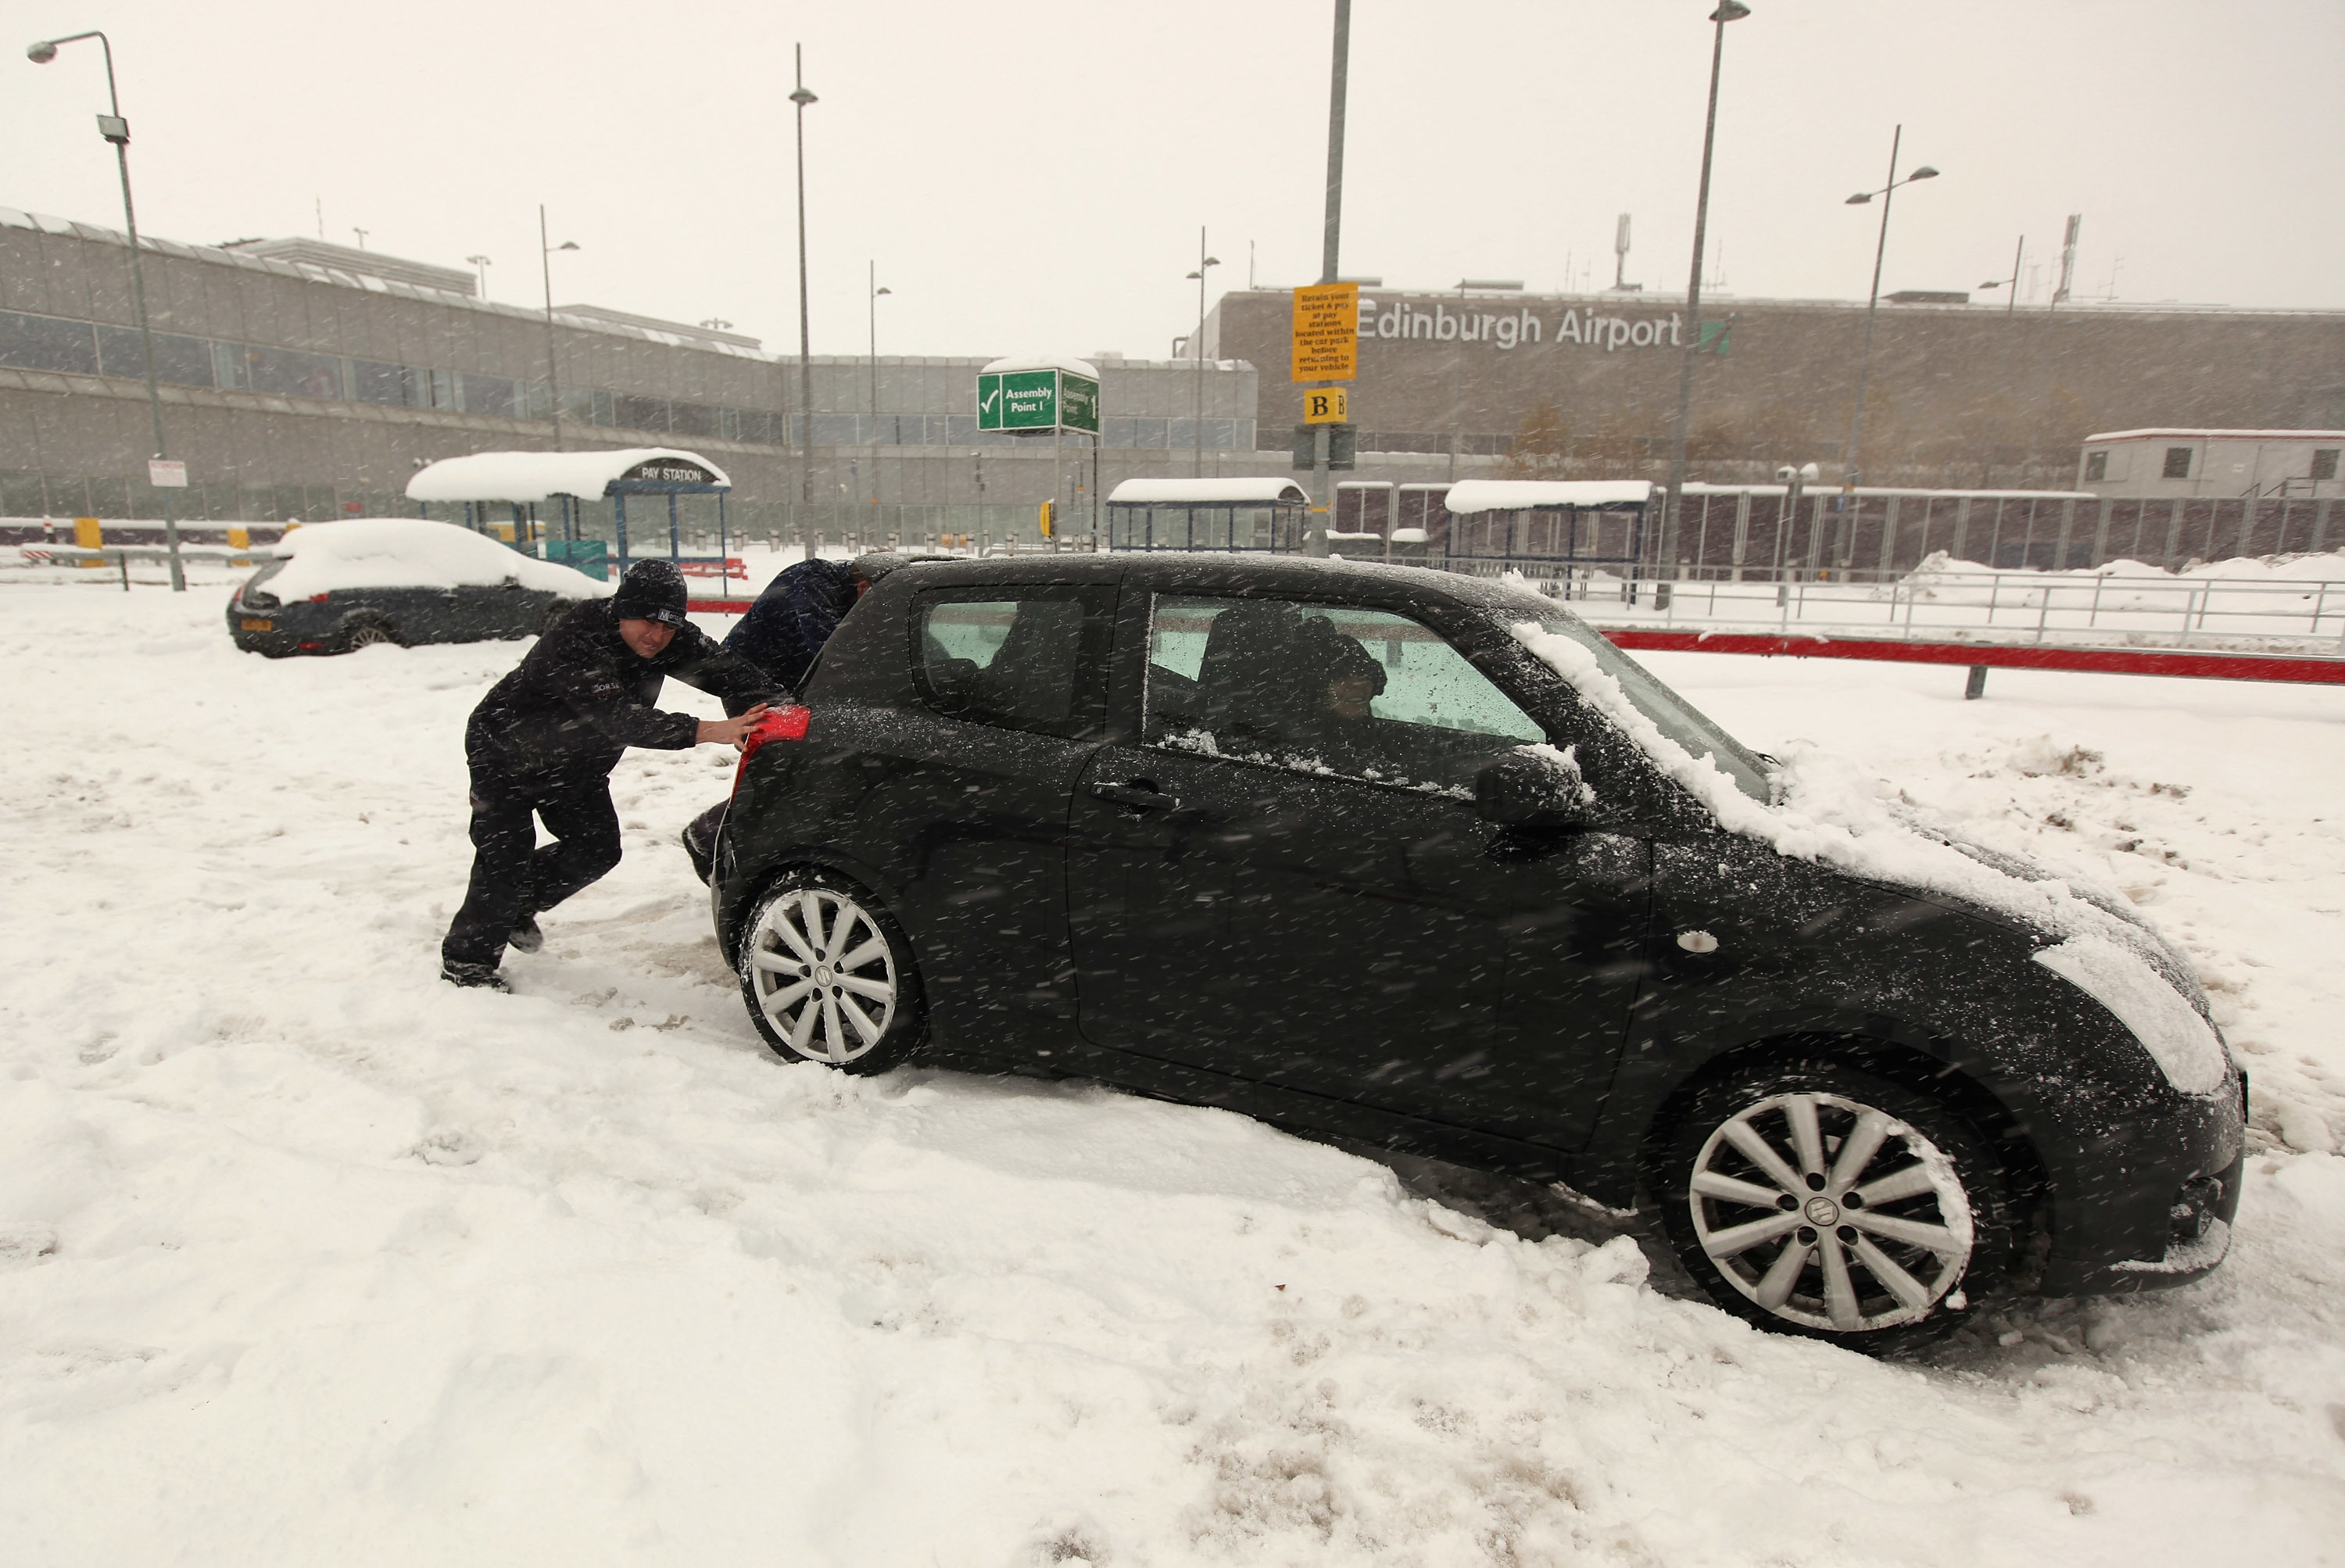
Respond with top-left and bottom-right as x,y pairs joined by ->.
977,367 -> 1099,434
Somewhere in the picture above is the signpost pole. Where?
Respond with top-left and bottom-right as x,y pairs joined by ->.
1053,378 -> 1063,550
1311,0 -> 1352,558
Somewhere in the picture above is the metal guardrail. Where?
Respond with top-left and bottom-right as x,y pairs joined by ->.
1568,567 -> 2345,657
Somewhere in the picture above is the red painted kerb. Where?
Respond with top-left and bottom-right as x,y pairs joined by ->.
1598,630 -> 2345,686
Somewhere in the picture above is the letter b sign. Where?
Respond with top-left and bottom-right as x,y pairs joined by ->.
1303,388 -> 1349,425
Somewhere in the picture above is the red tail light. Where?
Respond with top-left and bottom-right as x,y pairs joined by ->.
732,704 -> 811,796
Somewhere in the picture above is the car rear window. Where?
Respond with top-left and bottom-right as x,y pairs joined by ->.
911,585 -> 1114,739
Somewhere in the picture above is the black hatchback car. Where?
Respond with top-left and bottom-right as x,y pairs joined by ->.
709,554 -> 2244,1351
227,517 -> 604,656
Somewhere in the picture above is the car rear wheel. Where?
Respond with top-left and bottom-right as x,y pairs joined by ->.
1650,1060 -> 2015,1352
340,614 -> 401,652
737,871 -> 925,1074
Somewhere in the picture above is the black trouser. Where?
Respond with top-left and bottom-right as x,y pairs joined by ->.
442,766 -> 623,968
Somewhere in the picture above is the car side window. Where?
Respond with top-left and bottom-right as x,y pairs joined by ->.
1144,594 -> 1545,793
911,585 -> 1113,739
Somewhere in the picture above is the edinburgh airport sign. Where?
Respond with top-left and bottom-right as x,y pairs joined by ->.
1355,297 -> 1689,353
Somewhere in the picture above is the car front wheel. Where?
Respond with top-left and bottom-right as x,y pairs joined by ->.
1651,1060 -> 2017,1351
737,871 -> 925,1074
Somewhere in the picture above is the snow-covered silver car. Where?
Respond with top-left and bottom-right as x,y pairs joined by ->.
227,517 -> 607,656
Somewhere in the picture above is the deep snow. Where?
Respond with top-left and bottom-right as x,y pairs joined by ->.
1,579 -> 2342,1566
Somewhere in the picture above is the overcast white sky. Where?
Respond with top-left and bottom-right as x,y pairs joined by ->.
6,1 -> 2341,362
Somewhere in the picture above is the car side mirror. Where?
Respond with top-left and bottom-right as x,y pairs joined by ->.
1474,745 -> 1595,829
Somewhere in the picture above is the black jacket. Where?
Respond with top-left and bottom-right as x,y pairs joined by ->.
722,557 -> 858,693
466,598 -> 779,782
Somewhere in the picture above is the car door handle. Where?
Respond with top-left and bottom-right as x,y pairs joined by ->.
1091,780 -> 1180,811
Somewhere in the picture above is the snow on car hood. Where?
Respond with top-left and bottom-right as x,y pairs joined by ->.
1510,618 -> 2204,979
261,519 -> 613,602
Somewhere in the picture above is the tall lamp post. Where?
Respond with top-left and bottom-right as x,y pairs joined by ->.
28,30 -> 184,591
791,45 -> 818,523
539,209 -> 578,453
1658,1 -> 1750,607
1839,127 -> 1939,507
1185,231 -> 1219,478
868,262 -> 890,507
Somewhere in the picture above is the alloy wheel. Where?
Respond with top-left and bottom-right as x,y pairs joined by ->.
1687,1090 -> 1975,1334
744,886 -> 899,1064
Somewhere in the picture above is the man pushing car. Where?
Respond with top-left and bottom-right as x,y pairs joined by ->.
441,559 -> 780,990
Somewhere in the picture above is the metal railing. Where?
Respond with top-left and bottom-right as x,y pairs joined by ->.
1565,566 -> 2345,656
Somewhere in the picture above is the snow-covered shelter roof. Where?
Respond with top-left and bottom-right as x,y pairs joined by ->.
1442,480 -> 1655,514
2083,428 -> 2345,443
405,449 -> 730,504
980,355 -> 1101,380
1108,478 -> 1310,506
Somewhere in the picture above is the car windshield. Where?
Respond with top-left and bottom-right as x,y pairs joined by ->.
1518,609 -> 1774,802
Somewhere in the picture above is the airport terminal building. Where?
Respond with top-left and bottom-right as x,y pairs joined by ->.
0,208 -> 1258,543
1204,285 -> 2345,494
7,201 -> 2344,557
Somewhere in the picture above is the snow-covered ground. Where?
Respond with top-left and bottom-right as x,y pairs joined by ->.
2,579 -> 2342,1566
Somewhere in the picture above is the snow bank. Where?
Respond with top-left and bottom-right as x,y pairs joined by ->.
263,519 -> 612,601
0,587 -> 2340,1563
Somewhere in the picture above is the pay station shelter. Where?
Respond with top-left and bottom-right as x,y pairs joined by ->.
406,448 -> 732,578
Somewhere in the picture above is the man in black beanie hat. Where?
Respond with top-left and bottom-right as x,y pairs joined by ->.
440,558 -> 779,990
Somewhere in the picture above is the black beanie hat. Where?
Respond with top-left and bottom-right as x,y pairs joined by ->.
612,559 -> 689,626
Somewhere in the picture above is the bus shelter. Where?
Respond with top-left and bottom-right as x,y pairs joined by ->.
1436,480 -> 1655,583
406,448 -> 733,579
1104,478 -> 1311,553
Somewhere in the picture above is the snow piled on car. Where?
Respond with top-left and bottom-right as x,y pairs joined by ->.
263,518 -> 612,602
1513,617 -> 2191,963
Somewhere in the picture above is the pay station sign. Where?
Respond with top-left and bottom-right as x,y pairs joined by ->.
1290,281 -> 1359,382
1302,388 -> 1348,424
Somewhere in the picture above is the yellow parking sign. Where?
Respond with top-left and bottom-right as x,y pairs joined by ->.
1303,388 -> 1348,425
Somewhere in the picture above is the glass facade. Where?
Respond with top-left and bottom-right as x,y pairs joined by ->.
0,304 -> 1254,453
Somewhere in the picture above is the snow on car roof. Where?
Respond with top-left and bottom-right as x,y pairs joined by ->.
404,448 -> 729,504
1442,481 -> 1655,514
262,518 -> 613,601
1107,478 -> 1310,505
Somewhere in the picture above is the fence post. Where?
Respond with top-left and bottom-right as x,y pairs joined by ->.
1965,664 -> 1988,700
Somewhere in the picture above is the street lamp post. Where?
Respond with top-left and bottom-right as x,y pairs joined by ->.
1185,231 -> 1220,478
1839,127 -> 1939,512
1975,234 -> 2025,317
1658,2 -> 1751,607
539,209 -> 579,454
467,253 -> 492,301
868,262 -> 890,507
28,30 -> 184,590
791,45 -> 818,532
